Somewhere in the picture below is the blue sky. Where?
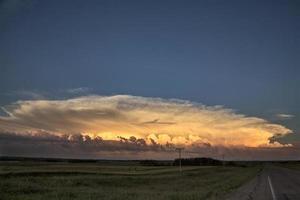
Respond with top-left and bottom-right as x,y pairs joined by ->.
0,0 -> 299,145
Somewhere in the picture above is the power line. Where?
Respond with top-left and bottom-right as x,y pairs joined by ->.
175,147 -> 184,172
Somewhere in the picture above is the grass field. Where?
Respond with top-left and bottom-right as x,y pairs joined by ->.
0,161 -> 261,200
277,162 -> 300,171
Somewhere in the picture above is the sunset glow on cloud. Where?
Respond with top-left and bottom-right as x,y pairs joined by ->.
0,95 -> 292,149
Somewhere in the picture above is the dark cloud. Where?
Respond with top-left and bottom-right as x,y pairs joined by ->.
0,132 -> 166,158
1,132 -> 299,160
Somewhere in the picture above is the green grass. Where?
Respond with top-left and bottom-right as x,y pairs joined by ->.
0,162 -> 261,200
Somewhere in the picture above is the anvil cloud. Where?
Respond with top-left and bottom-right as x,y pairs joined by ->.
0,95 -> 292,150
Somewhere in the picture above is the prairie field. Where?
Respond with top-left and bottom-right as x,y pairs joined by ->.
0,161 -> 261,200
277,162 -> 300,171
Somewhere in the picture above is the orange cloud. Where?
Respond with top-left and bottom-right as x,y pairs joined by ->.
0,95 -> 292,148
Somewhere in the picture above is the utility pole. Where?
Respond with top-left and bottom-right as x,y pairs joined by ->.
175,148 -> 184,172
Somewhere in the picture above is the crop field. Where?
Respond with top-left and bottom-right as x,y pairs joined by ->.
0,161 -> 261,200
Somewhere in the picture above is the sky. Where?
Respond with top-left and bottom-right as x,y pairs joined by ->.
0,0 -> 299,160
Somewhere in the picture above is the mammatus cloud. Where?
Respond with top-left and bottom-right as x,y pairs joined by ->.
0,95 -> 292,151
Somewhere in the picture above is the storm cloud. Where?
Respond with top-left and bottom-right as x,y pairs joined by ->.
0,132 -> 298,160
0,95 -> 292,151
